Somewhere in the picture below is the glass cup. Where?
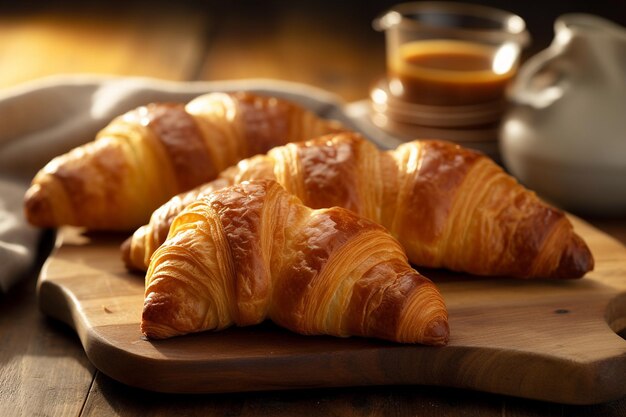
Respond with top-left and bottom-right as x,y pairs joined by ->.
373,2 -> 530,107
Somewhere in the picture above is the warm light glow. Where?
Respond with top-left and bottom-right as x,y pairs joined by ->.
556,27 -> 573,45
381,11 -> 402,29
186,93 -> 237,122
492,42 -> 519,75
388,78 -> 404,96
371,87 -> 388,105
526,86 -> 564,109
502,118 -> 527,144
506,16 -> 526,34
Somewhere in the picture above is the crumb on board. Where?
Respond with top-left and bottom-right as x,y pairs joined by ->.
103,305 -> 113,313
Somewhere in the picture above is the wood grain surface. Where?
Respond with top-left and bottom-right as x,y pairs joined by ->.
37,217 -> 626,405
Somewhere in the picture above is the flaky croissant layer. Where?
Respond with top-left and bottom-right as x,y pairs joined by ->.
24,92 -> 343,230
142,180 -> 449,346
125,133 -> 594,279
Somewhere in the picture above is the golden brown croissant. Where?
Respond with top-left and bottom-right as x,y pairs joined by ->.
142,179 -> 449,346
124,132 -> 594,279
23,92 -> 343,230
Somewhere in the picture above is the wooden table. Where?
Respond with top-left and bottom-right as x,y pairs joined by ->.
1,2 -> 625,416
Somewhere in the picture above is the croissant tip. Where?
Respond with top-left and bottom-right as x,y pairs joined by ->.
23,183 -> 55,228
553,233 -> 595,279
141,292 -> 180,339
120,237 -> 134,270
140,321 -> 172,340
423,317 -> 450,347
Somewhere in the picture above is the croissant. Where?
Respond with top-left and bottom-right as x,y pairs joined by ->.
23,92 -> 343,230
142,179 -> 449,346
124,132 -> 593,279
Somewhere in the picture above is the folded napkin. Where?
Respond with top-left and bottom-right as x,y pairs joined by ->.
0,179 -> 42,292
0,74 -> 395,293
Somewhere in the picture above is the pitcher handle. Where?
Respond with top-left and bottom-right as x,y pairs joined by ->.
509,47 -> 571,109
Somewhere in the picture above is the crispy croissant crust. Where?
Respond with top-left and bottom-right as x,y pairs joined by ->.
23,92 -> 343,230
125,133 -> 594,279
142,179 -> 449,345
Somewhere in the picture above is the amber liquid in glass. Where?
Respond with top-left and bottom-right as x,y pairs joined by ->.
389,40 -> 517,106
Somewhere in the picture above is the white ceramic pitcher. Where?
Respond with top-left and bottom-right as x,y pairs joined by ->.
500,14 -> 626,216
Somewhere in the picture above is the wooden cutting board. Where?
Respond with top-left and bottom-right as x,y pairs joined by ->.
37,218 -> 626,405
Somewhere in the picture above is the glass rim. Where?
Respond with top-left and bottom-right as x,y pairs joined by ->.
374,1 -> 530,46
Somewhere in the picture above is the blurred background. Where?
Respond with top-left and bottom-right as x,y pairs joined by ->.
1,0 -> 625,101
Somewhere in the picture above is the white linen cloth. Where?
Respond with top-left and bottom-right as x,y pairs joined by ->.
0,74 -> 393,292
